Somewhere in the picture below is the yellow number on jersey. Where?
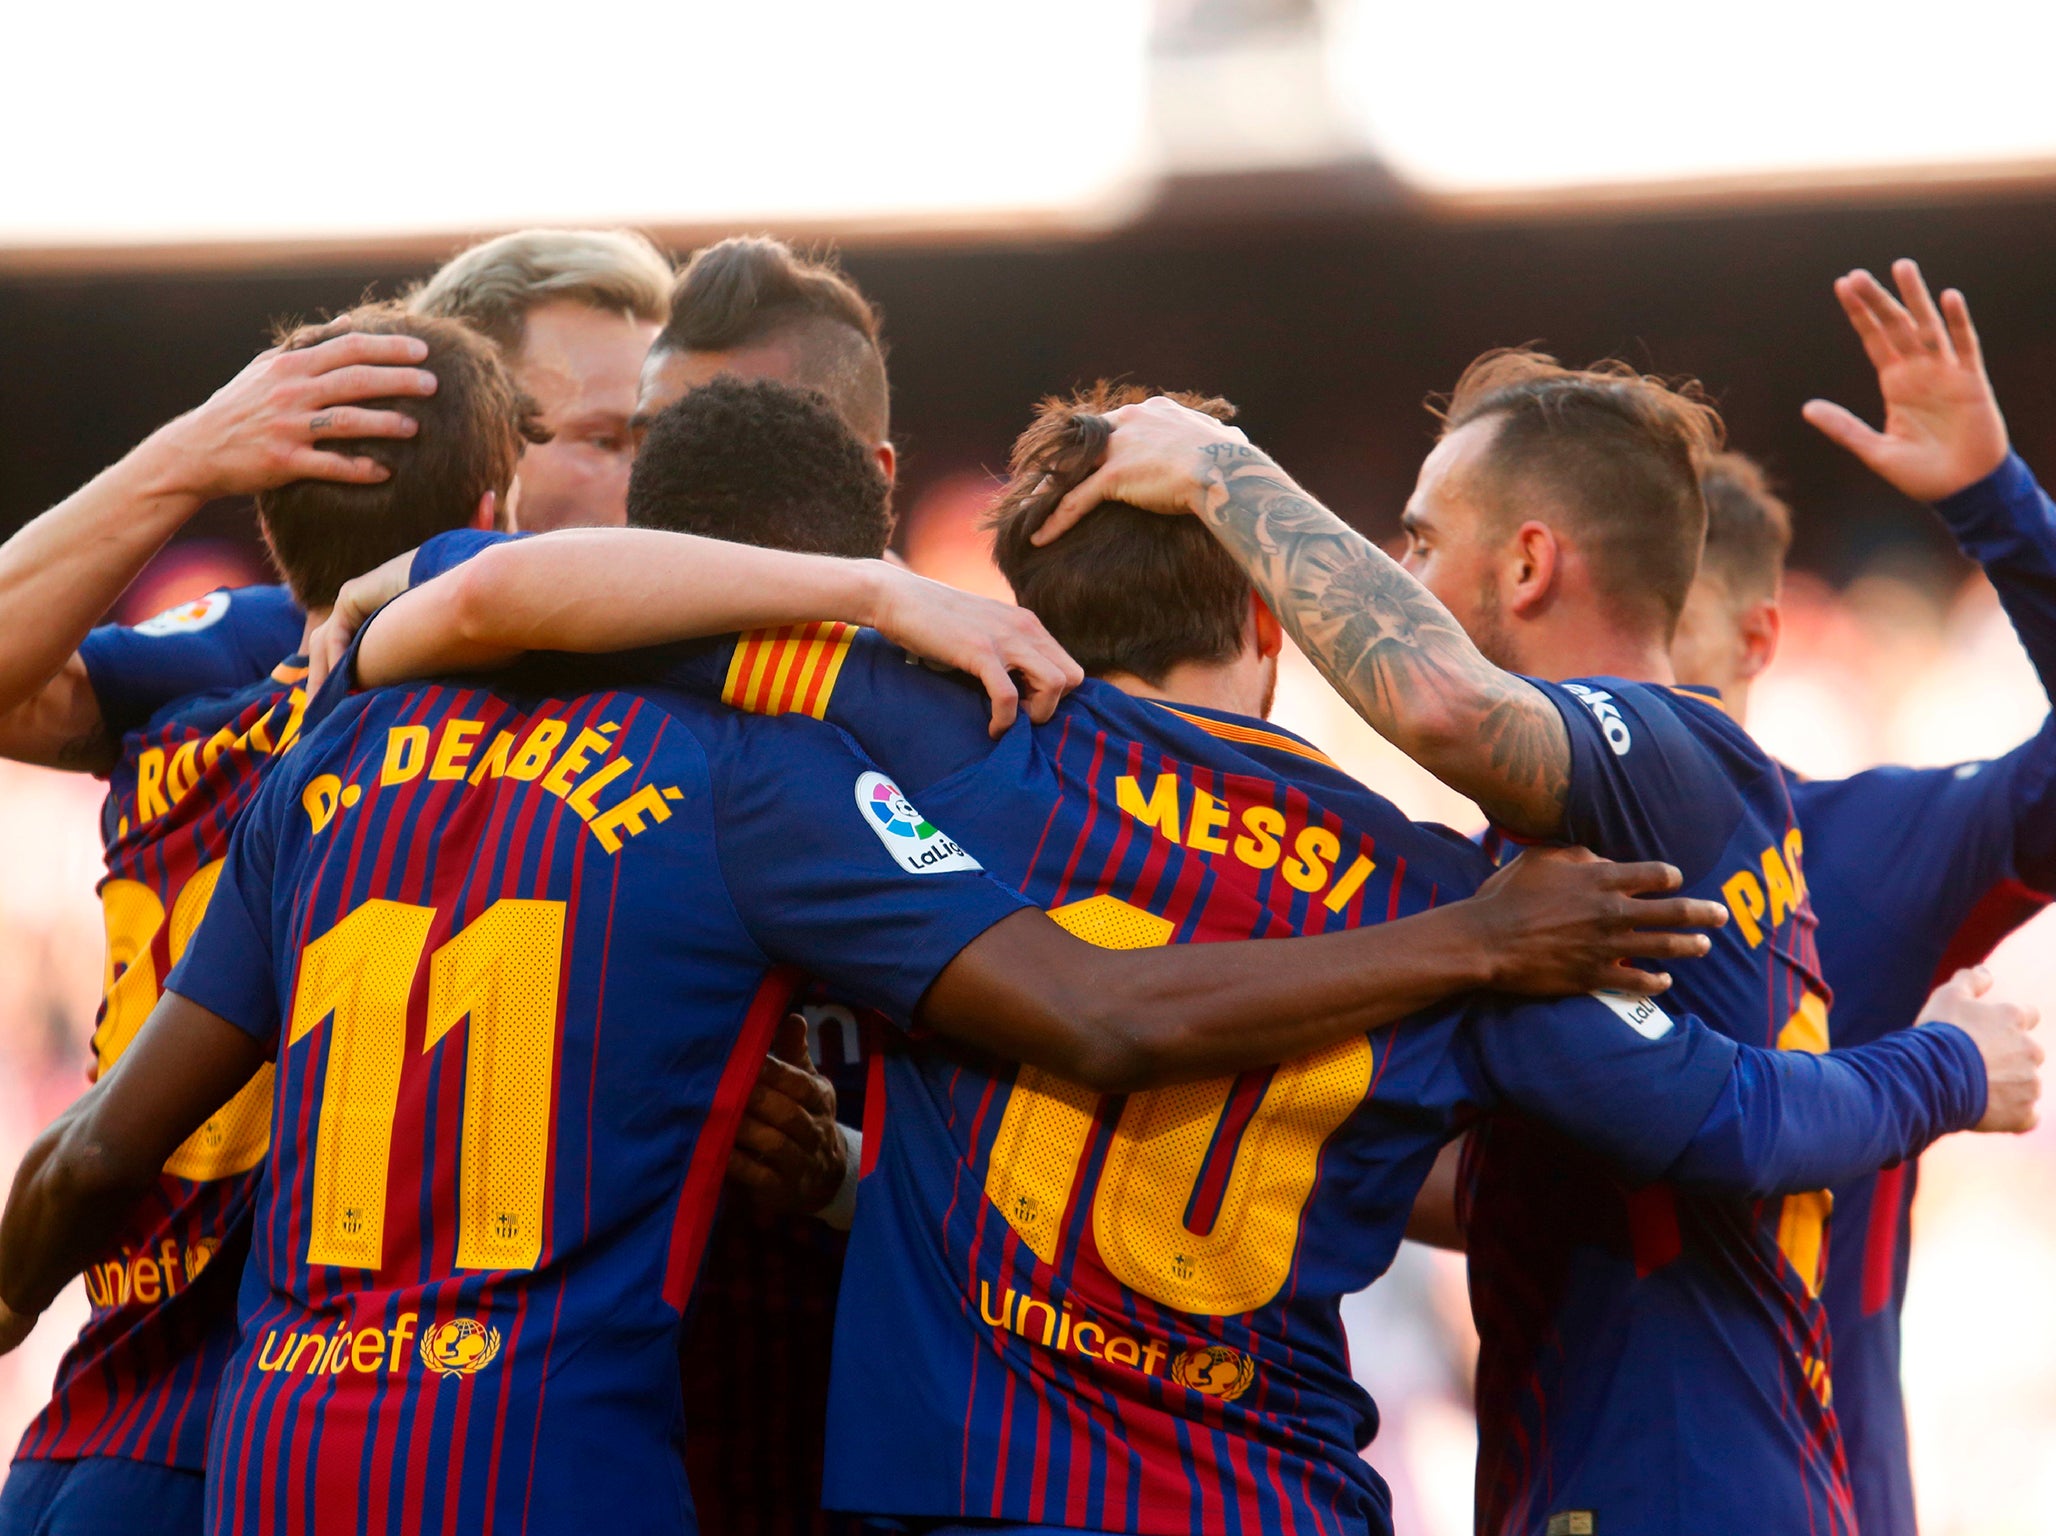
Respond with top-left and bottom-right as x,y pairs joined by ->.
98,866 -> 275,1182
983,895 -> 1374,1317
290,898 -> 567,1274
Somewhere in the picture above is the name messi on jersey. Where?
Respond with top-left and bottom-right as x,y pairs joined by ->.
302,715 -> 682,854
1114,772 -> 1377,913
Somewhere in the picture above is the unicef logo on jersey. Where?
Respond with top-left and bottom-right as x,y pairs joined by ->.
854,771 -> 982,875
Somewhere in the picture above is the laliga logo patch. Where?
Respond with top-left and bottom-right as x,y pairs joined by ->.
418,1318 -> 502,1379
1170,1345 -> 1256,1402
1594,988 -> 1675,1040
854,771 -> 982,875
134,590 -> 231,638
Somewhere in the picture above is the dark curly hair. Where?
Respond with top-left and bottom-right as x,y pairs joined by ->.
987,382 -> 1250,685
625,376 -> 890,558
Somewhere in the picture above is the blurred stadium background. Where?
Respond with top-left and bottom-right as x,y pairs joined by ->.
5,2 -> 2056,1530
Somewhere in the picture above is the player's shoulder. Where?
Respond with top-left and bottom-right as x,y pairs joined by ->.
1556,676 -> 1771,774
83,584 -> 305,737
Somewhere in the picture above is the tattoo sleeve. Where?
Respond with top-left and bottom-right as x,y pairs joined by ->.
1191,447 -> 1571,835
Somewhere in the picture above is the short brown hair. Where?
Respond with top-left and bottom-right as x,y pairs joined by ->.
1699,451 -> 1793,603
1439,348 -> 1725,638
407,228 -> 673,357
257,303 -> 537,609
989,384 -> 1249,685
655,236 -> 889,443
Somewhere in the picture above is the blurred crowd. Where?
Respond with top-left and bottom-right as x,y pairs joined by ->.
1,487 -> 2051,1533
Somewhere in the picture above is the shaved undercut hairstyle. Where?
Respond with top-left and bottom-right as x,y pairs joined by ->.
1699,450 -> 1794,604
655,236 -> 890,444
257,303 -> 541,609
989,383 -> 1250,685
407,228 -> 673,356
626,377 -> 890,559
1439,348 -> 1725,639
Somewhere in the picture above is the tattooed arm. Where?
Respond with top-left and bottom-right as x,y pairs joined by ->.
1036,396 -> 1571,836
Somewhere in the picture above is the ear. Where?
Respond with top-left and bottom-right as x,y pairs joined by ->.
874,441 -> 897,487
1250,592 -> 1284,661
474,489 -> 502,533
1735,595 -> 1781,681
1505,520 -> 1560,617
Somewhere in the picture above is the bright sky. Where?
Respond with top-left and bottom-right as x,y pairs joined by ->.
5,0 -> 2055,249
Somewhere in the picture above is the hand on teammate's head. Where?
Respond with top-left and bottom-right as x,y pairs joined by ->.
155,327 -> 438,504
1465,845 -> 1728,999
724,1014 -> 848,1219
1918,965 -> 2043,1133
867,564 -> 1083,738
1032,395 -> 1257,548
1802,258 -> 2009,504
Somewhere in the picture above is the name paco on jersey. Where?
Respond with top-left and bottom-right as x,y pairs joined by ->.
1469,678 -> 1849,1536
635,621 -> 1744,1536
163,668 -> 1027,1536
15,585 -> 304,1472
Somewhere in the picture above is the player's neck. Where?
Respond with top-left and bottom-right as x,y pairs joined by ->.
1101,659 -> 1269,722
1515,620 -> 1676,687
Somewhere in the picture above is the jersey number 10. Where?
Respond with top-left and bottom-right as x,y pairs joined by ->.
289,898 -> 566,1275
985,895 -> 1373,1317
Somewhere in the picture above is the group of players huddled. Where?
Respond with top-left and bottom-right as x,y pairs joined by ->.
0,228 -> 2047,1536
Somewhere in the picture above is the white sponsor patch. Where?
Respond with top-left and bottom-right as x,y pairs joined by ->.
1593,988 -> 1675,1040
1563,683 -> 1632,757
854,770 -> 982,875
133,589 -> 230,637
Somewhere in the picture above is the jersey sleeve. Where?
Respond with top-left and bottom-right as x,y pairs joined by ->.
78,584 -> 303,736
1665,1023 -> 1986,1197
705,710 -> 1031,1025
1460,991 -> 1741,1183
1934,452 -> 2056,700
659,625 -> 997,794
1525,677 -> 1747,882
408,527 -> 521,585
161,758 -> 291,1050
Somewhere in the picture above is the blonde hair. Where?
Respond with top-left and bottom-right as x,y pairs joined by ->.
408,228 -> 674,357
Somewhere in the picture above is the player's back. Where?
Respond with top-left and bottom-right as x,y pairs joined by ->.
172,667 -> 1025,1536
1789,737 -> 2056,1536
1467,679 -> 1848,1536
682,624 -> 1499,1531
15,585 -> 304,1473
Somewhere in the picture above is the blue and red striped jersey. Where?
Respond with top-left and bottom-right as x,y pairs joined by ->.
677,984 -> 875,1536
1799,452 -> 2056,1536
1468,678 -> 1851,1536
633,623 -> 1758,1536
163,668 -> 1027,1536
14,585 -> 305,1473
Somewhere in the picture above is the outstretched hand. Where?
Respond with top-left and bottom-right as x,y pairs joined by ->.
1463,845 -> 1728,999
868,564 -> 1083,738
1803,259 -> 2008,503
1918,965 -> 2042,1133
1030,396 -> 1260,548
305,549 -> 422,693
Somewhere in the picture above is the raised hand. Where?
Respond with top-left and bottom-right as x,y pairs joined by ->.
1917,965 -> 2042,1132
1803,259 -> 2008,503
154,328 -> 439,503
868,564 -> 1083,738
1461,845 -> 1729,998
724,1014 -> 849,1219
